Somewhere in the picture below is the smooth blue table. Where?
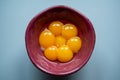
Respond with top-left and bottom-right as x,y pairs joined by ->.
0,0 -> 120,80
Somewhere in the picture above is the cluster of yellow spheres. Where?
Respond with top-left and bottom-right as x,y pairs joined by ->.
39,21 -> 82,62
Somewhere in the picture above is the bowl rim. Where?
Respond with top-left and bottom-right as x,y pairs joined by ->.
25,5 -> 96,76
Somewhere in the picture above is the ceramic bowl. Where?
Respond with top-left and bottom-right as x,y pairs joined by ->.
25,5 -> 95,76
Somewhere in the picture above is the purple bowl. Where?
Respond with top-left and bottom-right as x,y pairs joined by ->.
25,5 -> 95,76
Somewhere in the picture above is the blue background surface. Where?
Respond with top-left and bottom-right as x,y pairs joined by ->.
0,0 -> 120,80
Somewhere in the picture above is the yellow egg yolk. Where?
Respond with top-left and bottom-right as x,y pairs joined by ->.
39,29 -> 55,49
55,36 -> 66,47
67,36 -> 82,53
48,21 -> 64,36
62,23 -> 78,39
39,21 -> 82,63
44,46 -> 58,61
57,45 -> 73,62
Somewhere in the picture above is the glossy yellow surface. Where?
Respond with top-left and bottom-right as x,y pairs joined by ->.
39,29 -> 55,49
57,45 -> 73,62
44,46 -> 58,61
55,36 -> 66,47
39,21 -> 82,62
48,21 -> 63,36
62,23 -> 78,39
67,36 -> 82,53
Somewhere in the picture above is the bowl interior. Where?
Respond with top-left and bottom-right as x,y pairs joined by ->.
25,6 -> 95,75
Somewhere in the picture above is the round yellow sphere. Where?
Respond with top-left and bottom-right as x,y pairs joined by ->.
62,23 -> 78,39
57,45 -> 73,62
55,36 -> 66,47
48,21 -> 64,36
39,29 -> 55,49
67,36 -> 82,53
44,46 -> 58,61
